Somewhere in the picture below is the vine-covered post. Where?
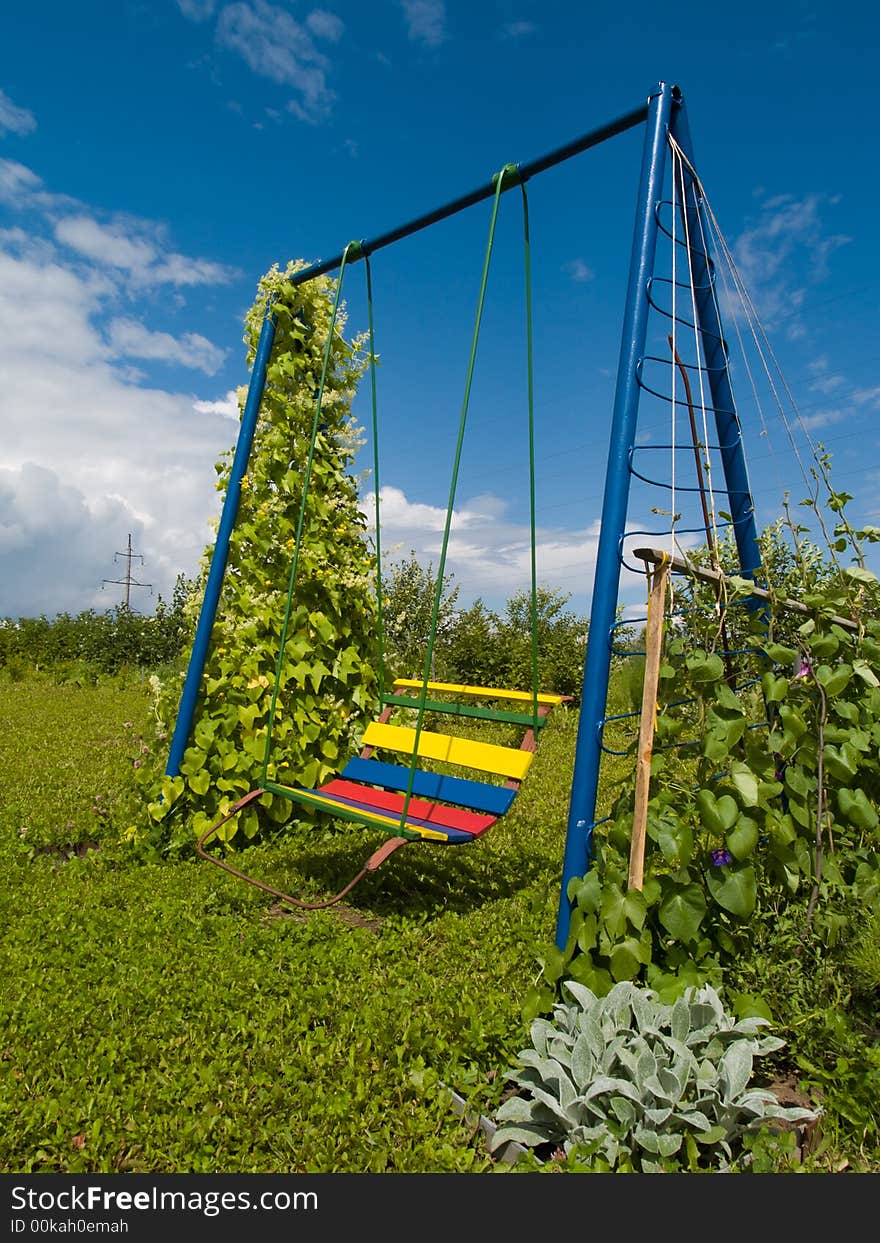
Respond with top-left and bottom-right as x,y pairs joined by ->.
555,82 -> 679,950
165,308 -> 277,778
628,552 -> 670,891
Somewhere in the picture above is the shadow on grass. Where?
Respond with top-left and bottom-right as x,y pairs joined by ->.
202,823 -> 558,923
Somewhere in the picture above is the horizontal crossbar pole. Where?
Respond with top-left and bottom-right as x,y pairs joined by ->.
281,104 -> 649,287
381,693 -> 547,728
632,546 -> 859,632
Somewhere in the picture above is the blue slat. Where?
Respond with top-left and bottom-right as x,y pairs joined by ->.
341,757 -> 517,816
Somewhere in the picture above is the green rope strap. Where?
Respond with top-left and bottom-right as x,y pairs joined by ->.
522,182 -> 540,736
365,253 -> 386,704
261,243 -> 359,785
398,164 -> 525,831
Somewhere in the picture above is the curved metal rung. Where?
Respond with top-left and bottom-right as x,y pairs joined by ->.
195,787 -> 409,910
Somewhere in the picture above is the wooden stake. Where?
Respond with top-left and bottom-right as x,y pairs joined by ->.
628,555 -> 670,892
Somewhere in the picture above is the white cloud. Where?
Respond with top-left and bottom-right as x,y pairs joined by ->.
177,0 -> 217,18
53,214 -> 237,288
0,88 -> 36,137
853,386 -> 880,407
306,9 -> 344,42
797,408 -> 848,433
216,0 -> 336,121
0,242 -> 237,617
563,258 -> 595,283
0,157 -> 79,215
400,1 -> 447,47
108,318 -> 227,375
0,158 -> 44,206
55,215 -> 157,273
0,464 -> 144,617
193,389 -> 242,419
732,193 -> 851,333
806,356 -> 845,395
362,485 -> 625,610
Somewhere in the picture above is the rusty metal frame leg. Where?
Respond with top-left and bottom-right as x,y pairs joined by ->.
195,788 -> 409,910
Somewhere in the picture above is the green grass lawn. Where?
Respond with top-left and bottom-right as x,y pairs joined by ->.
4,675 -> 877,1174
0,677 -> 631,1174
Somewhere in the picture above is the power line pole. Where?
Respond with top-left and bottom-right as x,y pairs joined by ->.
102,534 -> 152,610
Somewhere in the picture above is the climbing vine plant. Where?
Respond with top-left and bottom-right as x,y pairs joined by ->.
136,261 -> 379,849
529,488 -> 880,1018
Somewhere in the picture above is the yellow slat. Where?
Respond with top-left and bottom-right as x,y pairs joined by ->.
393,678 -> 564,706
363,721 -> 533,780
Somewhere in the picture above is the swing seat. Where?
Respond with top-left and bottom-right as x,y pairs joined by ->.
196,680 -> 568,908
274,680 -> 565,842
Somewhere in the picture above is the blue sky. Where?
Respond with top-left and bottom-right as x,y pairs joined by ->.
1,1 -> 878,622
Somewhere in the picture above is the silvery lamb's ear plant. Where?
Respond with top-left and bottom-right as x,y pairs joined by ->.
490,980 -> 820,1171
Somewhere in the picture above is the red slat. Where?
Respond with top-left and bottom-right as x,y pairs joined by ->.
319,779 -> 497,836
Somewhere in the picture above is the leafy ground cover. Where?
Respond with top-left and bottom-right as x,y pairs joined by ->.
0,679 -> 599,1172
2,674 -> 877,1173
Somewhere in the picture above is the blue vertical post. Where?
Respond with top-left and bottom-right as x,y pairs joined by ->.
669,103 -> 762,578
166,308 -> 277,777
554,82 -> 679,950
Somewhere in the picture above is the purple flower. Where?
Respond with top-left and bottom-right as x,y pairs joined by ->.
792,655 -> 812,680
711,848 -> 734,867
133,759 -> 142,769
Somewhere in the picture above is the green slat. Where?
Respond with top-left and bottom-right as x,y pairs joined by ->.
381,694 -> 546,728
263,780 -> 424,841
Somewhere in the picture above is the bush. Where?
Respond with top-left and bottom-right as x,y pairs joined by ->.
0,575 -> 194,677
380,555 -> 589,702
490,980 -> 818,1171
140,261 -> 380,851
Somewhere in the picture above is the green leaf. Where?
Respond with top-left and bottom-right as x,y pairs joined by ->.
570,870 -> 602,914
706,863 -> 757,918
522,986 -> 555,1024
817,663 -> 851,695
609,940 -> 643,982
852,658 -> 880,688
695,789 -> 737,834
716,795 -> 739,830
686,652 -> 726,683
658,883 -> 707,943
844,565 -> 878,585
823,743 -> 859,783
731,993 -> 773,1023
726,817 -> 759,861
656,818 -> 694,867
624,888 -> 648,932
837,787 -> 879,831
188,769 -> 211,797
540,945 -> 567,985
728,764 -> 759,808
761,673 -> 788,704
764,642 -> 797,665
237,703 -> 260,730
601,885 -> 628,939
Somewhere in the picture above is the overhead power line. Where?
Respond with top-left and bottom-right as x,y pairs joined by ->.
102,534 -> 152,610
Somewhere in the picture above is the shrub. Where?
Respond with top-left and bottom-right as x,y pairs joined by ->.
490,980 -> 819,1171
139,261 -> 379,850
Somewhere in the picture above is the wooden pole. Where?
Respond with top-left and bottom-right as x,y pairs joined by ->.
632,546 -> 858,632
628,555 -> 670,892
